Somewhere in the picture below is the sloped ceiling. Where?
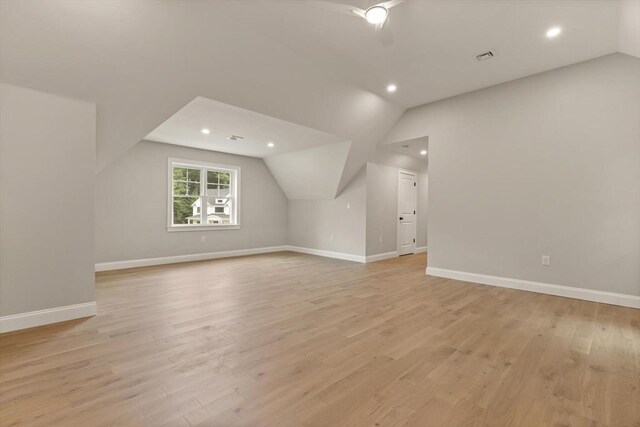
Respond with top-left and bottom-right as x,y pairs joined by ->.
145,96 -> 346,159
0,0 -> 402,189
264,142 -> 351,200
144,96 -> 351,199
0,0 -> 633,200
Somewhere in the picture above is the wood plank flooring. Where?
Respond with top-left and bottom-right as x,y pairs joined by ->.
1,252 -> 639,426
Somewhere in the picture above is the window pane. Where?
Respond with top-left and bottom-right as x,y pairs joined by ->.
187,182 -> 200,196
173,167 -> 188,181
205,197 -> 232,224
173,196 -> 199,225
173,181 -> 187,196
218,185 -> 230,197
187,168 -> 200,182
218,172 -> 230,185
207,171 -> 218,184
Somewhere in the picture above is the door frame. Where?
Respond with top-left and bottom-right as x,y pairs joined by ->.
397,169 -> 418,255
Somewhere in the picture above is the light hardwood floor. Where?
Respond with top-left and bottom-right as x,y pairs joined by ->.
1,252 -> 639,426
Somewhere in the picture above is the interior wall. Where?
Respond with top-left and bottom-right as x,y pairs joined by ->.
95,140 -> 288,263
384,53 -> 640,296
366,162 -> 428,257
0,83 -> 96,316
288,166 -> 367,256
417,171 -> 428,250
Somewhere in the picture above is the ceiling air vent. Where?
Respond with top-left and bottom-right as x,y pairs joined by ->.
226,135 -> 244,141
475,51 -> 495,62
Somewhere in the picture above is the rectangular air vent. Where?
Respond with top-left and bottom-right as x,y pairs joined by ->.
475,51 -> 495,62
226,135 -> 244,141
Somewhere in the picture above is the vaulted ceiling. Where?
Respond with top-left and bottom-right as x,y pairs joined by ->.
1,0 -> 636,199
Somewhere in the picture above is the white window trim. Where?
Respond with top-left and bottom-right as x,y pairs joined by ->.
167,157 -> 241,232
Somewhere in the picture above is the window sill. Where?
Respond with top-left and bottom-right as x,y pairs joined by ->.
167,225 -> 241,232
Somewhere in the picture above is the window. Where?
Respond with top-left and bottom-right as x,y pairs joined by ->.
168,158 -> 240,230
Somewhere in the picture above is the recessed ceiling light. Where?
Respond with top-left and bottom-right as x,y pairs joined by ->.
365,5 -> 388,24
387,84 -> 397,93
267,142 -> 275,148
546,26 -> 561,38
420,150 -> 427,156
201,128 -> 210,135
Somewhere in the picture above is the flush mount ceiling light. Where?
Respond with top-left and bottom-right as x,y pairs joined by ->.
267,142 -> 275,148
364,5 -> 388,24
546,26 -> 562,38
201,128 -> 210,135
387,84 -> 397,93
420,150 -> 427,156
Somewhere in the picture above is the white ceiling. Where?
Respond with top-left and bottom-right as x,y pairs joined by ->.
215,0 -> 624,108
1,0 -> 635,199
382,137 -> 428,161
145,97 -> 344,158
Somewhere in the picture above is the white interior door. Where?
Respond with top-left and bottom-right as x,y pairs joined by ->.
397,170 -> 417,256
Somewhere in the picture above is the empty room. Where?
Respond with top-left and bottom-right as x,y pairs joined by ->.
0,0 -> 639,426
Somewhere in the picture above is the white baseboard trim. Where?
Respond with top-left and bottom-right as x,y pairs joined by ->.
415,246 -> 427,253
287,246 -> 366,263
0,302 -> 97,334
365,251 -> 399,263
426,267 -> 640,309
95,245 -> 289,272
96,244 -> 422,273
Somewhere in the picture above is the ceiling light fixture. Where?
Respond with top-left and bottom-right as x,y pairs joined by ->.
364,5 -> 388,24
387,84 -> 397,93
267,142 -> 275,148
420,150 -> 427,156
201,128 -> 210,135
546,26 -> 561,38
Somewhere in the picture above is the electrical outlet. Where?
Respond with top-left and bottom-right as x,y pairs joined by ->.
542,255 -> 550,266
201,236 -> 206,242
346,202 -> 351,209
378,236 -> 383,244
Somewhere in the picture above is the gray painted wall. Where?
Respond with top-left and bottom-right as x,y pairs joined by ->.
97,143 -> 422,264
0,83 -> 96,316
385,53 -> 640,296
287,151 -> 428,259
95,141 -> 288,263
288,166 -> 367,256
366,162 -> 428,256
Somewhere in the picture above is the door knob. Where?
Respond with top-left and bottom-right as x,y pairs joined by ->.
399,217 -> 404,220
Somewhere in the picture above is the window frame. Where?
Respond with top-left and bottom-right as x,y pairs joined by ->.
167,157 -> 241,232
